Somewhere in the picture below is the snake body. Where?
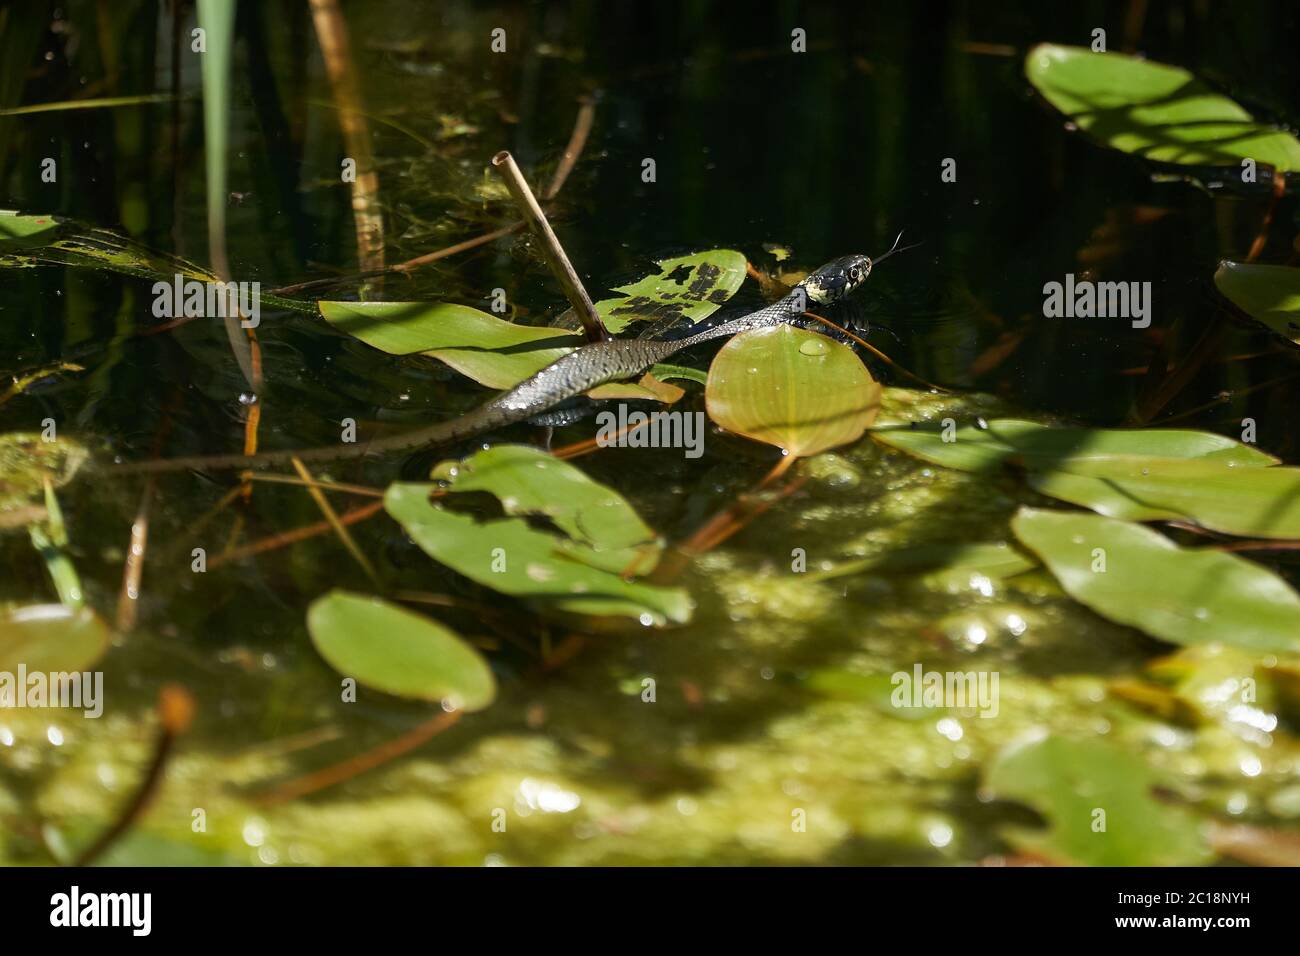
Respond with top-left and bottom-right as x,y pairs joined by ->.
115,253 -> 874,473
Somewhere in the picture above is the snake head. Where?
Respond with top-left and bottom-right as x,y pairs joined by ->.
799,254 -> 873,305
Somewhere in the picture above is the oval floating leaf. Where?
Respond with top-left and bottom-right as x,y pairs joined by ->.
319,300 -> 580,389
706,325 -> 880,457
1026,44 -> 1300,171
0,604 -> 110,673
1215,260 -> 1300,346
307,590 -> 495,709
876,419 -> 1300,537
1030,458 -> 1300,539
986,734 -> 1211,866
1011,507 -> 1300,653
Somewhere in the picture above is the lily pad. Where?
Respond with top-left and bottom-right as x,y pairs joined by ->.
985,734 -> 1211,866
1025,44 -> 1300,172
706,325 -> 881,457
1011,507 -> 1300,653
1215,260 -> 1300,346
307,590 -> 495,709
0,604 -> 111,673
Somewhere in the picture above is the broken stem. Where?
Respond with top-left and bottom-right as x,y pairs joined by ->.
492,149 -> 607,342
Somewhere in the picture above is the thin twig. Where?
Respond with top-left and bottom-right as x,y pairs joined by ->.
251,710 -> 461,805
291,457 -> 380,584
246,472 -> 386,498
492,149 -> 608,342
1154,371 -> 1300,425
73,685 -> 194,866
653,457 -> 805,581
803,310 -> 950,392
206,500 -> 385,569
543,95 -> 595,199
553,414 -> 652,460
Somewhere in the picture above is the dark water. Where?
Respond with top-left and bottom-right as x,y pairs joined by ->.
1,1 -> 1299,865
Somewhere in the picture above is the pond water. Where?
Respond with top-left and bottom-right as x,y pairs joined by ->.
1,1 -> 1299,866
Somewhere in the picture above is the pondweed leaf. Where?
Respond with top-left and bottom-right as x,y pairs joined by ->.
1030,458 -> 1300,539
428,445 -> 660,571
876,419 -> 1300,538
1025,44 -> 1300,172
1215,260 -> 1300,346
1011,508 -> 1300,653
986,734 -> 1211,866
307,590 -> 495,709
0,604 -> 110,674
872,418 -> 1273,473
386,447 -> 691,624
319,300 -> 580,389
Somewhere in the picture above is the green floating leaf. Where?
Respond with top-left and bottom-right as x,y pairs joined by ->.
1033,458 -> 1300,539
985,734 -> 1211,866
591,249 -> 747,334
318,300 -> 579,389
1215,260 -> 1300,346
0,604 -> 111,673
876,418 -> 1300,538
0,210 -> 60,244
386,449 -> 691,624
1011,507 -> 1300,653
873,418 -> 1272,473
429,445 -> 657,571
320,250 -> 746,389
807,541 -> 1036,585
1025,43 -> 1300,172
307,590 -> 495,710
706,325 -> 880,457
